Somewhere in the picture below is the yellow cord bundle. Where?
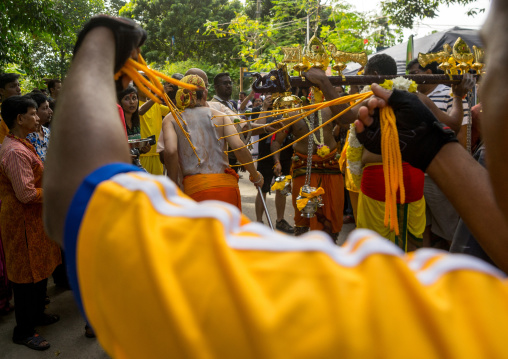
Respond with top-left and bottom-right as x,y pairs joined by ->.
115,54 -> 202,164
380,106 -> 405,236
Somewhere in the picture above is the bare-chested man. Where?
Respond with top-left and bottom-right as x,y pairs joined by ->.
272,88 -> 344,241
161,74 -> 263,210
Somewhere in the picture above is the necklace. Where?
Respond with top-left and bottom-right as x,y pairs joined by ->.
304,110 -> 324,146
304,110 -> 330,158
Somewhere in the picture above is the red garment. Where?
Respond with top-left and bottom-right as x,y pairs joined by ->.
117,104 -> 128,137
360,163 -> 424,203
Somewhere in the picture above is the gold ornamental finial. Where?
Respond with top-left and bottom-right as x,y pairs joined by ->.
281,45 -> 309,80
303,35 -> 329,71
328,44 -> 367,78
472,45 -> 485,74
453,37 -> 474,74
418,43 -> 452,69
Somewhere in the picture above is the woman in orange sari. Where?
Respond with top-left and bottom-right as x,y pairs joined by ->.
0,96 -> 61,351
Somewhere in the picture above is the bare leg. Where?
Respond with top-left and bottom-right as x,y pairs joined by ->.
255,191 -> 267,222
44,27 -> 131,245
275,190 -> 286,222
349,191 -> 359,224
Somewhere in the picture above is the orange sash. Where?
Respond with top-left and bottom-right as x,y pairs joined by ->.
183,169 -> 241,210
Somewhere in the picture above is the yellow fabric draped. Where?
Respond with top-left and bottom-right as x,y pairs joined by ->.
296,187 -> 325,211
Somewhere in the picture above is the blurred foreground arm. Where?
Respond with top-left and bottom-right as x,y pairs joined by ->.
43,27 -> 133,246
356,85 -> 508,272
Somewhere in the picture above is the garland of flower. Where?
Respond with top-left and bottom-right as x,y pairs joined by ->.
303,110 -> 331,158
346,124 -> 363,191
306,87 -> 331,158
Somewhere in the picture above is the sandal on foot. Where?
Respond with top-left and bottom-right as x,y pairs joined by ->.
13,333 -> 50,351
35,313 -> 60,326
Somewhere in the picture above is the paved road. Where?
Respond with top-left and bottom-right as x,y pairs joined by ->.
0,176 -> 355,358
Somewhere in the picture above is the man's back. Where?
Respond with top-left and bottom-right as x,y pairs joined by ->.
172,107 -> 228,177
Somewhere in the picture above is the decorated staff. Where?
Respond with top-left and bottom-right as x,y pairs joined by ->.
252,37 -> 484,93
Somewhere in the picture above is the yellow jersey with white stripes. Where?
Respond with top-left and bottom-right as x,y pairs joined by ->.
64,163 -> 508,359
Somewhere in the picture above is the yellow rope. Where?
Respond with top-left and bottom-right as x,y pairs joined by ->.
220,92 -> 368,142
212,93 -> 367,126
380,106 -> 405,236
120,65 -> 164,104
115,56 -> 202,163
211,103 -> 323,126
219,108 -> 310,139
138,55 -> 164,93
224,96 -> 336,152
230,92 -> 372,167
126,58 -> 198,91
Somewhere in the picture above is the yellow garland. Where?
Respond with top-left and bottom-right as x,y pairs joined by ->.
316,145 -> 330,157
296,187 -> 325,211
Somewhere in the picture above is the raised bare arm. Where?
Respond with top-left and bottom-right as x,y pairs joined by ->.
44,25 -> 136,245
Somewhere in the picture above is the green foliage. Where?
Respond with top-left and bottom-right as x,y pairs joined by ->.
120,0 -> 243,67
206,0 -> 402,73
34,0 -> 105,80
104,0 -> 127,15
381,0 -> 481,28
0,0 -> 68,76
1,0 -> 105,86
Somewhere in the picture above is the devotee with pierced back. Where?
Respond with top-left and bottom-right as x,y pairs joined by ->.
162,74 -> 263,210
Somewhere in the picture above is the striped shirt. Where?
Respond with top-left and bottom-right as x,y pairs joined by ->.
427,84 -> 470,125
0,136 -> 43,203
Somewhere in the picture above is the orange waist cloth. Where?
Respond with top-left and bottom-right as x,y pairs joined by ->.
291,148 -> 341,179
183,169 -> 241,211
292,153 -> 343,233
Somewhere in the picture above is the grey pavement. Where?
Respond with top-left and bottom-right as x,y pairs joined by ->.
0,176 -> 355,358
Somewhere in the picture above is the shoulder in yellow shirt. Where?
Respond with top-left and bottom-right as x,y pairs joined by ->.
65,164 -> 508,359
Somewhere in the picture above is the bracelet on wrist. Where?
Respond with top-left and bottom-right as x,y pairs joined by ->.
249,172 -> 263,184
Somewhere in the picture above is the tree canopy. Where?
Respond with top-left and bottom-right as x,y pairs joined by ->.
205,0 -> 403,72
0,0 -> 483,90
381,0 -> 483,28
120,0 -> 243,67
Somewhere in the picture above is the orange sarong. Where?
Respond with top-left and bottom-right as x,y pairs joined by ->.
291,149 -> 343,233
183,168 -> 242,211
